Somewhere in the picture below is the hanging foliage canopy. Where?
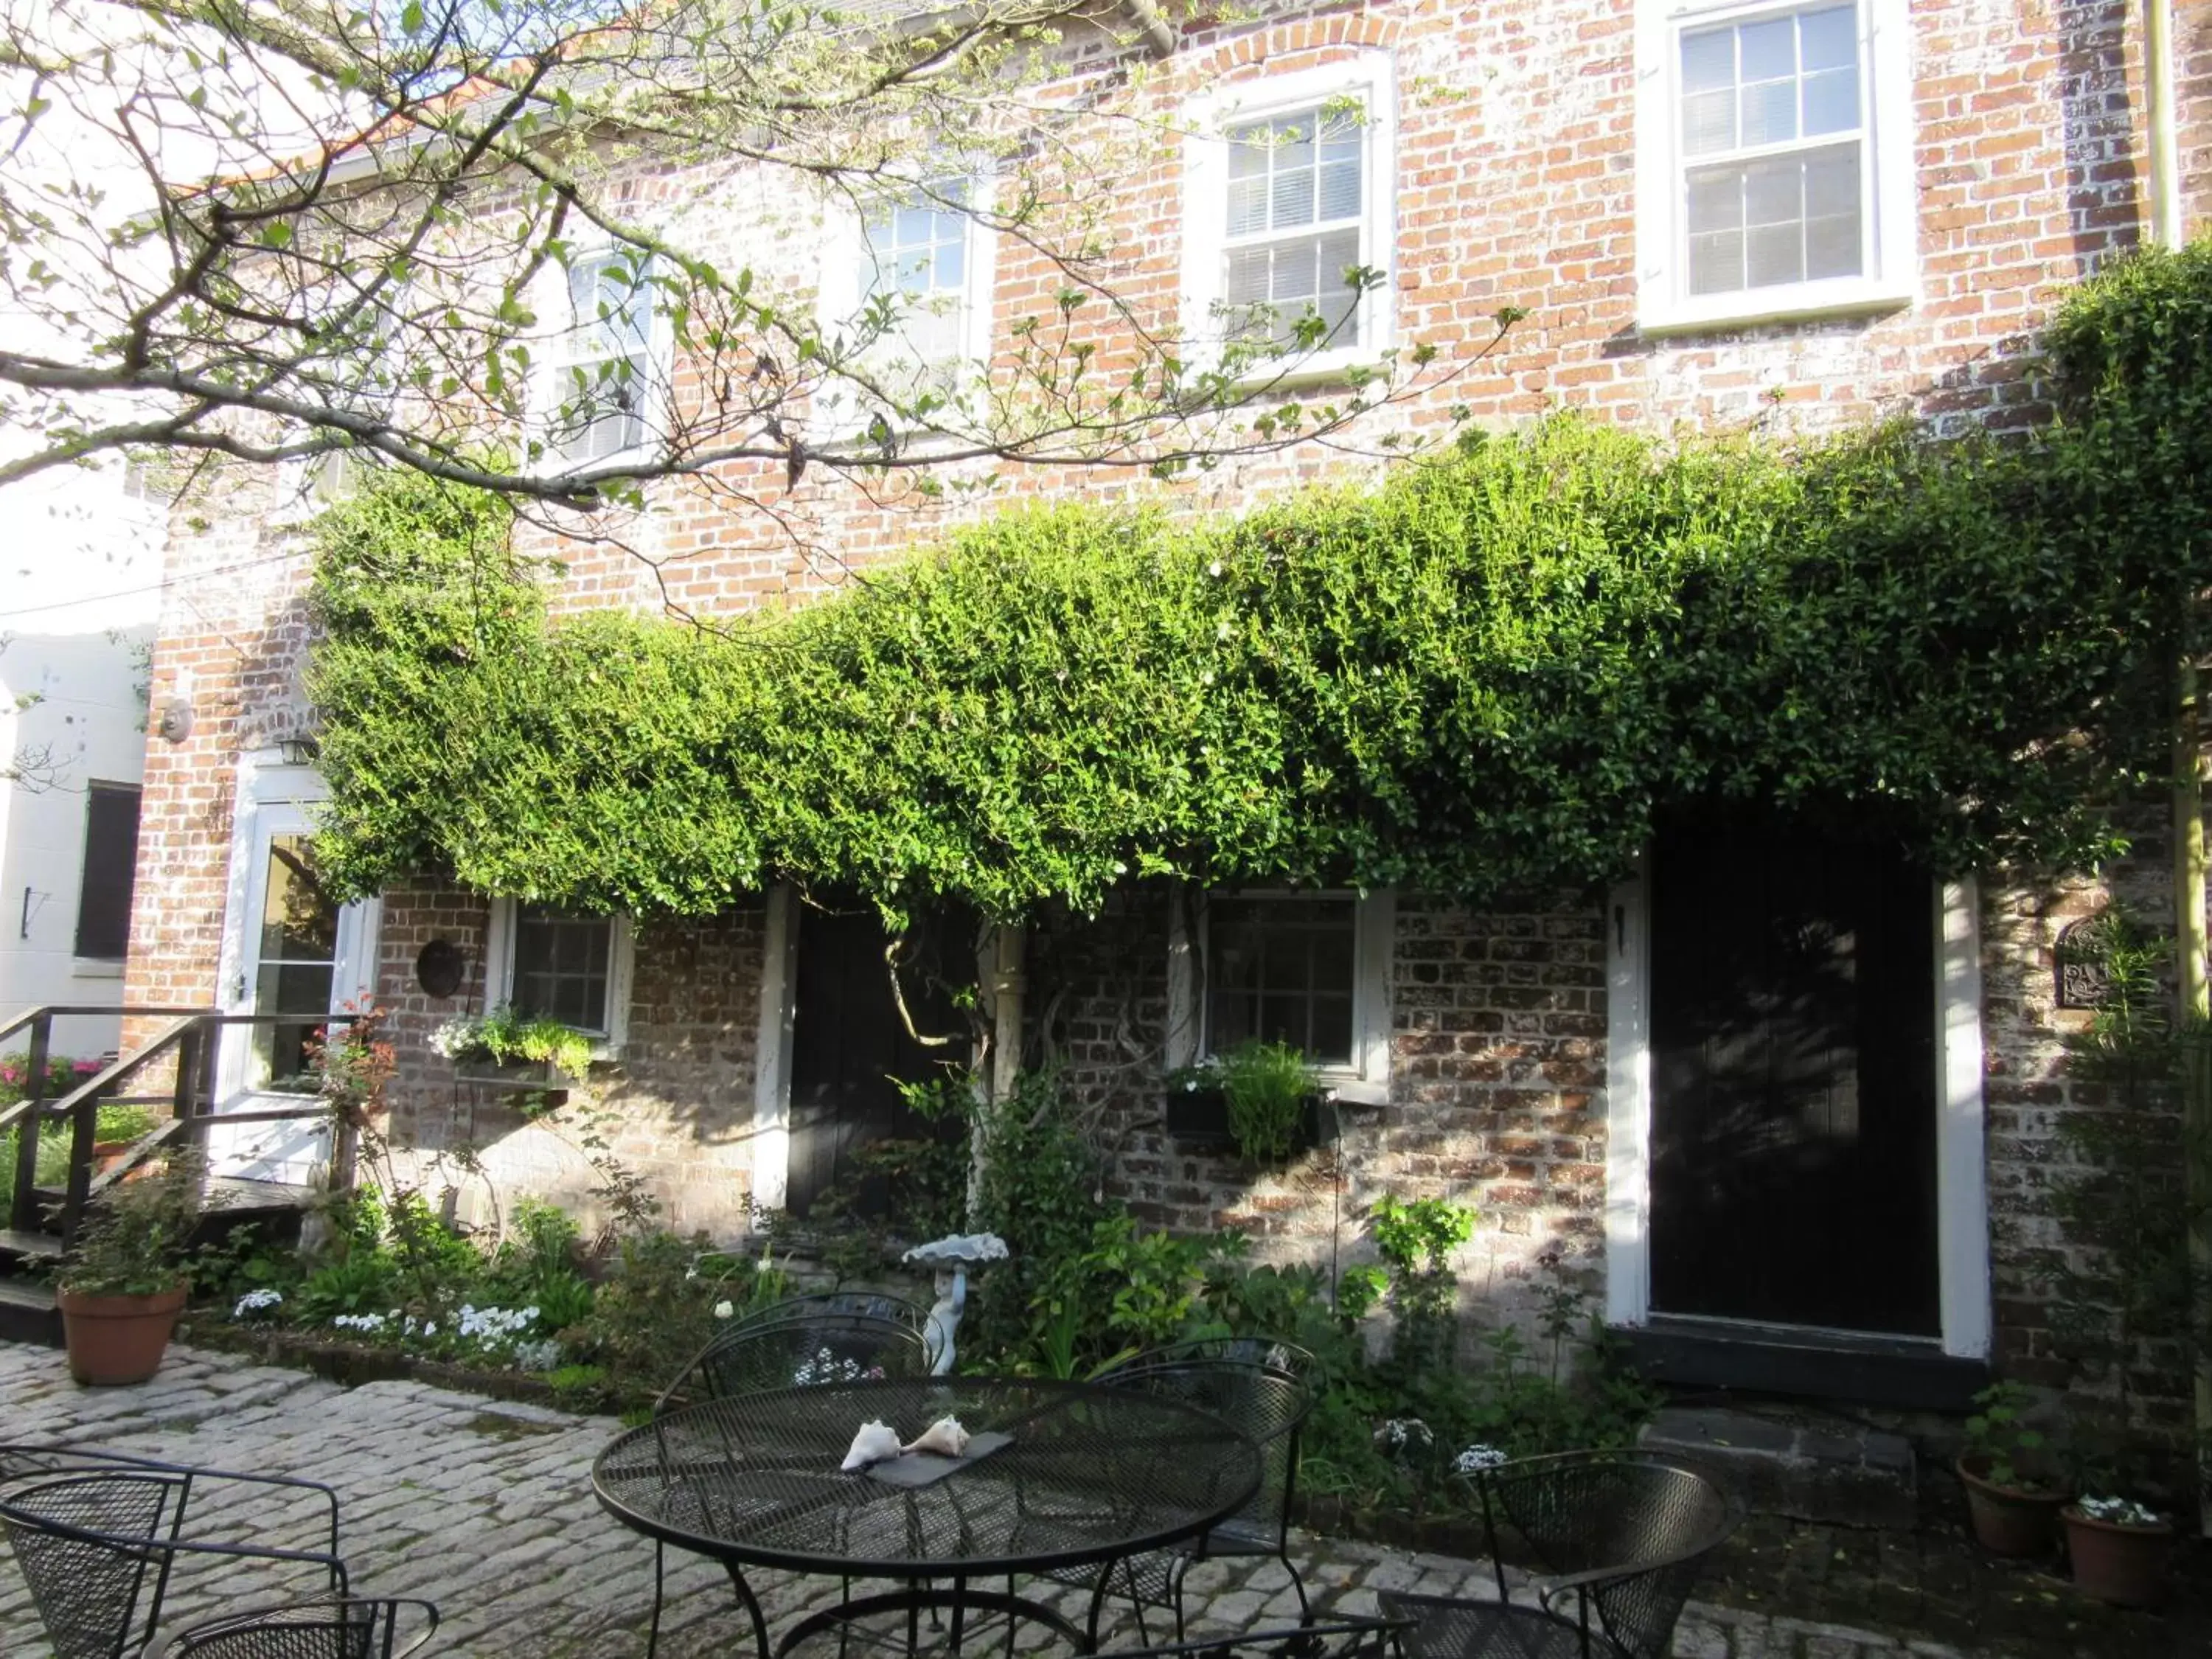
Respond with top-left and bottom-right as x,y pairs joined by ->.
305,243 -> 2212,923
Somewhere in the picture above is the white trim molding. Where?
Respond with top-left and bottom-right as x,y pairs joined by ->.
483,897 -> 636,1057
750,883 -> 800,1213
1604,872 -> 1654,1329
1634,0 -> 1916,334
1935,877 -> 1992,1359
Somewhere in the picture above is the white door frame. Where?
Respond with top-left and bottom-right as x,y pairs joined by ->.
212,749 -> 380,1179
1604,866 -> 1991,1360
749,883 -> 799,1211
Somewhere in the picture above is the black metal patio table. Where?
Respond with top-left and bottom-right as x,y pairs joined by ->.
592,1376 -> 1263,1659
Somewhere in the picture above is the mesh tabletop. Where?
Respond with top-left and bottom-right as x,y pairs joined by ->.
592,1377 -> 1262,1579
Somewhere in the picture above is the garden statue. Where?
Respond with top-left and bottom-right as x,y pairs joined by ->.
902,1232 -> 1009,1375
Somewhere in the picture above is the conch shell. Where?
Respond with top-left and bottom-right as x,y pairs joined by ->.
841,1420 -> 903,1471
902,1416 -> 971,1457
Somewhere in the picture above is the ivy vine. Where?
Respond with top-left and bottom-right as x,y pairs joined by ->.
305,243 -> 2212,923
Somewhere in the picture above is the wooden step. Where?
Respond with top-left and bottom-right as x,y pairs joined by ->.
0,1276 -> 61,1348
0,1228 -> 64,1262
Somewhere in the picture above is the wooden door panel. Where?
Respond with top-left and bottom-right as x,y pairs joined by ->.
1649,821 -> 1939,1337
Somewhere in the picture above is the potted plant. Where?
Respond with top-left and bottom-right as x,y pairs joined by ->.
1162,1042 -> 1327,1161
2062,1494 -> 2174,1607
429,1006 -> 592,1095
55,1150 -> 203,1385
1954,1380 -> 2062,1556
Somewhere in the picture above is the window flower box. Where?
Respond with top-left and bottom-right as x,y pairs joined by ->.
1161,1077 -> 1335,1156
449,1057 -> 577,1097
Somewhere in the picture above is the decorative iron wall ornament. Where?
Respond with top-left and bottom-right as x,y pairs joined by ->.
2054,916 -> 2114,1009
416,937 -> 466,1000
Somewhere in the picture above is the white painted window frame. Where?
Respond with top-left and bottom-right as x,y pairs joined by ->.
1604,866 -> 1989,1360
528,246 -> 672,478
213,751 -> 381,1176
813,174 -> 998,441
483,897 -> 635,1057
1180,52 -> 1399,387
1635,0 -> 1915,334
1166,886 -> 1393,1105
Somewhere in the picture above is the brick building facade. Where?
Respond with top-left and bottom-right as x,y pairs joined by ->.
124,0 -> 2212,1421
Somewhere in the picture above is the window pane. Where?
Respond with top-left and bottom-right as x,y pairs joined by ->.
1270,165 -> 1314,229
1801,67 -> 1858,136
1680,28 -> 1734,93
1688,228 -> 1745,295
1741,77 -> 1798,147
1227,177 -> 1269,235
513,906 -> 612,1034
1686,169 -> 1742,235
1746,221 -> 1804,288
1739,16 -> 1795,81
1745,159 -> 1802,226
1799,4 -> 1857,71
1805,144 -> 1862,217
1681,89 -> 1735,157
258,835 -> 337,964
1205,897 -> 1357,1067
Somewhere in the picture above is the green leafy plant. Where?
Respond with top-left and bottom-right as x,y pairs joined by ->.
1964,1380 -> 2054,1493
1214,1040 -> 1315,1165
429,1006 -> 594,1079
59,1151 -> 204,1298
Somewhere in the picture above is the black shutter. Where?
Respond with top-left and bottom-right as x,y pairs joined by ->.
74,782 -> 142,959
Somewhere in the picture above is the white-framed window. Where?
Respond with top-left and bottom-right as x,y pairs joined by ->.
1180,53 -> 1397,382
815,177 -> 993,429
1168,888 -> 1394,1102
540,248 -> 660,468
485,897 -> 635,1052
1636,0 -> 1913,333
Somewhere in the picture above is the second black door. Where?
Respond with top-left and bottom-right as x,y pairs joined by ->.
785,903 -> 972,1218
1648,818 -> 1940,1337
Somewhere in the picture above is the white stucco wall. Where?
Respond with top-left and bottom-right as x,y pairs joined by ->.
0,456 -> 164,1059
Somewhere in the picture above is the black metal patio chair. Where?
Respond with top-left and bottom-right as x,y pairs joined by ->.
1033,1340 -> 1317,1646
140,1596 -> 441,1659
1099,1615 -> 1408,1659
640,1298 -> 935,1659
1381,1450 -> 1737,1659
0,1447 -> 352,1659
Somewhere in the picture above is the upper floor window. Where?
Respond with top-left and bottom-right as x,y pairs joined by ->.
1182,53 -> 1397,379
74,782 -> 142,961
546,250 -> 656,467
863,184 -> 974,369
1637,0 -> 1913,333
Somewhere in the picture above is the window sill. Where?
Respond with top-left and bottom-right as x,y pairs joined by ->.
1636,280 -> 1913,337
70,958 -> 125,980
1197,344 -> 1394,400
1318,1077 -> 1388,1107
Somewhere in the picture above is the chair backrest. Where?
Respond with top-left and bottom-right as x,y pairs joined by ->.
0,1470 -> 187,1659
1115,1336 -> 1317,1379
662,1307 -> 933,1410
731,1290 -> 933,1336
1468,1451 -> 1736,1659
1102,1354 -> 1313,1550
142,1596 -> 439,1659
1100,1615 -> 1404,1659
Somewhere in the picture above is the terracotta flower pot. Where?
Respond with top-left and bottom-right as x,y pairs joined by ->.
2062,1504 -> 2174,1607
1955,1455 -> 2064,1557
58,1285 -> 188,1386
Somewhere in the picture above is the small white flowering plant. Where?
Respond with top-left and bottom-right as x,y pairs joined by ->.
2073,1494 -> 2162,1528
428,1006 -> 594,1079
232,1287 -> 285,1320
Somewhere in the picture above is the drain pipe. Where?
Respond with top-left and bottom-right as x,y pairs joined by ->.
1122,0 -> 1175,58
2146,0 -> 2183,251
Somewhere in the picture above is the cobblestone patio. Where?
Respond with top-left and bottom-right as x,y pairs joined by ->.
0,1343 -> 2088,1658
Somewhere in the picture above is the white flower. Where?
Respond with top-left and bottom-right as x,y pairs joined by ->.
1374,1418 -> 1433,1453
428,1015 -> 489,1060
510,1339 -> 563,1372
1208,561 -> 1224,578
714,1300 -> 735,1319
333,1312 -> 387,1334
1454,1444 -> 1509,1474
2076,1495 -> 2160,1527
232,1288 -> 283,1318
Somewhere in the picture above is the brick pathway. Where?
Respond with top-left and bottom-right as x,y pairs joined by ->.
0,1343 -> 1994,1658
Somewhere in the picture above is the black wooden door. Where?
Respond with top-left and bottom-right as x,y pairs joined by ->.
785,904 -> 971,1218
1649,820 -> 1940,1336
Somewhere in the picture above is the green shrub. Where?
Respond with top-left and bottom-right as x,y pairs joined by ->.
1215,1040 -> 1314,1166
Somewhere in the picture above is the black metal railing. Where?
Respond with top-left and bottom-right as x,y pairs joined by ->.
0,1006 -> 364,1247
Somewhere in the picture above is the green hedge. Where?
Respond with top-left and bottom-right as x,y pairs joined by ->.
305,243 -> 2212,922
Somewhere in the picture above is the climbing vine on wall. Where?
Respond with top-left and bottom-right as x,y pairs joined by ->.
305,244 -> 2212,924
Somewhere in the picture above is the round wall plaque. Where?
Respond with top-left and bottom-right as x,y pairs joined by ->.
416,937 -> 466,1000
